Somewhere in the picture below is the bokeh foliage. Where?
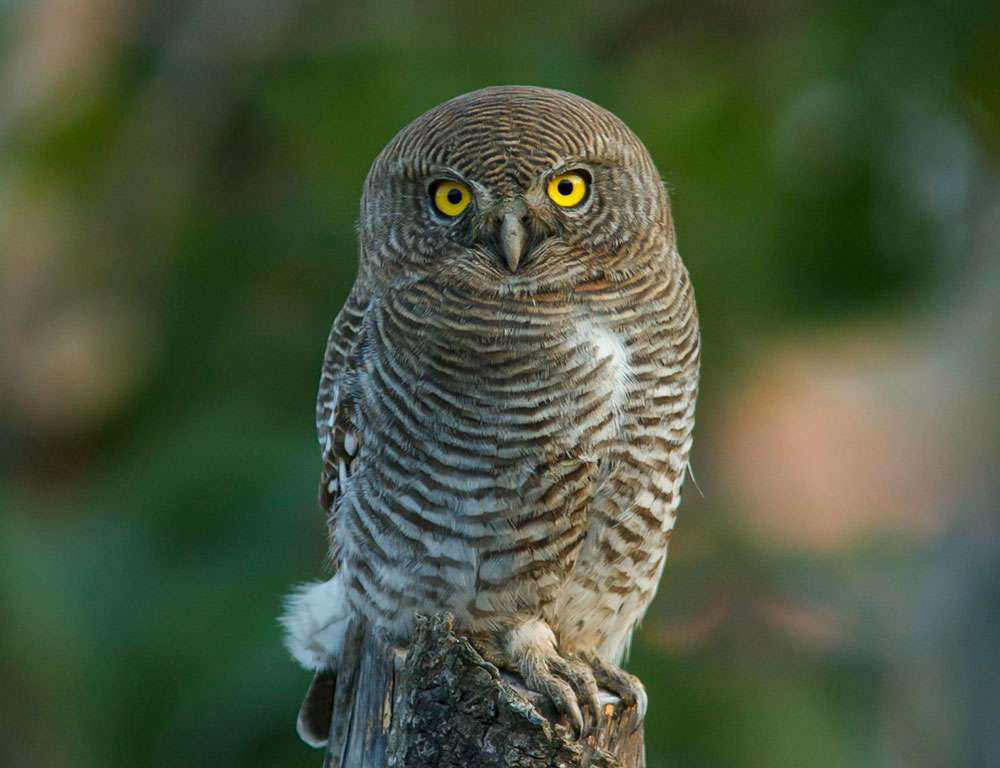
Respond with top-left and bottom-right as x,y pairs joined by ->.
1,1 -> 998,766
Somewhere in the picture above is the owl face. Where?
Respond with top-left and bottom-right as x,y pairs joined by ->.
358,86 -> 672,293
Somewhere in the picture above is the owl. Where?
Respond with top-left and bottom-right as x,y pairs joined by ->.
282,85 -> 699,746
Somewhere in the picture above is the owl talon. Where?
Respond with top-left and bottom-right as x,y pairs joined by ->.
478,618 -> 605,736
523,654 -> 584,735
548,654 -> 602,734
578,648 -> 647,726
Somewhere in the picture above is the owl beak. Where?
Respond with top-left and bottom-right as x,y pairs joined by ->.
500,212 -> 527,273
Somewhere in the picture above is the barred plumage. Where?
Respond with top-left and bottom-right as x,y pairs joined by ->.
284,85 -> 699,745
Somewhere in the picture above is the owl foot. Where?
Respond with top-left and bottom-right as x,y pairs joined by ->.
476,618 -> 601,736
576,647 -> 647,725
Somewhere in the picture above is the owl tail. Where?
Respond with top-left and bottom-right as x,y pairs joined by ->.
280,574 -> 351,747
297,668 -> 336,747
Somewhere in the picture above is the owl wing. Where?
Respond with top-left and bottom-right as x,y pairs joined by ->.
316,289 -> 369,514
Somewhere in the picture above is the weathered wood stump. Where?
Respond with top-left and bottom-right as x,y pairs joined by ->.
322,614 -> 645,768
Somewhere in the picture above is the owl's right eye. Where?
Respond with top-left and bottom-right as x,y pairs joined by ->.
431,180 -> 472,217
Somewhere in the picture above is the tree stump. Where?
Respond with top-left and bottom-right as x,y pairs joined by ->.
322,614 -> 645,768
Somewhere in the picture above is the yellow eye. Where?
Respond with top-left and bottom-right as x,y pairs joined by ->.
432,180 -> 472,217
547,172 -> 588,207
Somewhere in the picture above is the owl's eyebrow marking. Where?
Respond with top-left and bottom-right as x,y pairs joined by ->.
542,157 -> 601,180
424,165 -> 471,180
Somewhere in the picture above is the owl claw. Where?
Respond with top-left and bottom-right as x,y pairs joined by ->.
523,654 -> 585,735
577,648 -> 647,729
476,618 -> 601,737
548,654 -> 602,735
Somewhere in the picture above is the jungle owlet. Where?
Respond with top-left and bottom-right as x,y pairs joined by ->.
282,85 -> 700,745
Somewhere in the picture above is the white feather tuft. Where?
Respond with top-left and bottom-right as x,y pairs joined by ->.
505,617 -> 558,657
280,573 -> 351,670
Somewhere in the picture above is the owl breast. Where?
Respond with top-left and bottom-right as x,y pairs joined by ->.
333,277 -> 634,634
333,259 -> 698,655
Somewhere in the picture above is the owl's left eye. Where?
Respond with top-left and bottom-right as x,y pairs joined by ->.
431,180 -> 472,217
547,171 -> 589,208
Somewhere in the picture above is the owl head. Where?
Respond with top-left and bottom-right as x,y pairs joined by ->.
358,86 -> 675,293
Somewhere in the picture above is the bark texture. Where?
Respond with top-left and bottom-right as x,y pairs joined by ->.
322,615 -> 645,768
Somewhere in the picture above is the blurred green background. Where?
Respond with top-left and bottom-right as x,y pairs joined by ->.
1,1 -> 998,766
